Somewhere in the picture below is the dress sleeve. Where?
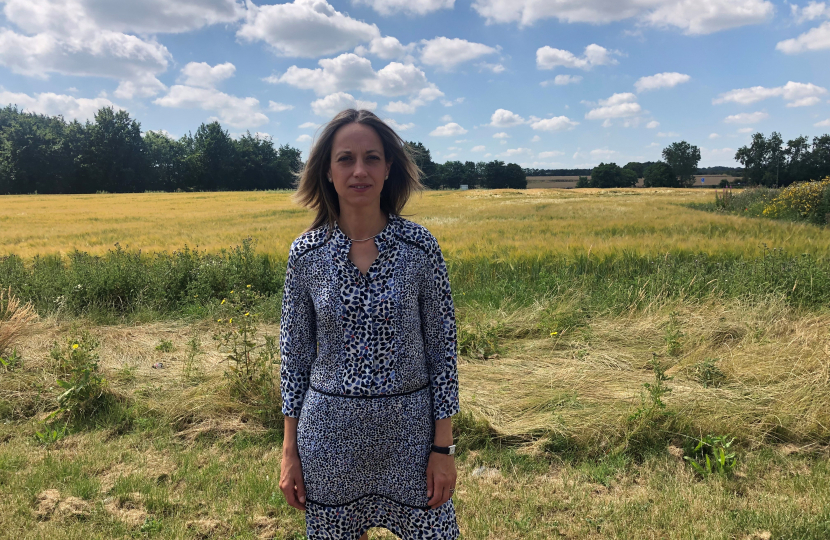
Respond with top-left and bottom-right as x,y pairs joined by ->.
419,239 -> 460,420
279,247 -> 317,418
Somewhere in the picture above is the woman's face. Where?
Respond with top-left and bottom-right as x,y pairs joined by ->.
328,122 -> 391,212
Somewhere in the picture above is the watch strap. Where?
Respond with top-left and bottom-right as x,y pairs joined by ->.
431,443 -> 456,455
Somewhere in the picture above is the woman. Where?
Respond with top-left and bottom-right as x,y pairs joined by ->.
279,109 -> 460,540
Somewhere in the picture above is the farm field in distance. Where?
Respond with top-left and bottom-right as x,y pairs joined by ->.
1,188 -> 829,539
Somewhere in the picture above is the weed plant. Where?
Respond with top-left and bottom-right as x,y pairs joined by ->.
683,434 -> 738,477
49,331 -> 111,420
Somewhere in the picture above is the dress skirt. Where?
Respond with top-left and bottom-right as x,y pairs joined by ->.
297,385 -> 459,539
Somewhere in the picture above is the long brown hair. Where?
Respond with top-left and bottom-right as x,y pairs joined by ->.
294,109 -> 422,232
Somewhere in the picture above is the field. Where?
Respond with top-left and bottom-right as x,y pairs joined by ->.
1,188 -> 830,539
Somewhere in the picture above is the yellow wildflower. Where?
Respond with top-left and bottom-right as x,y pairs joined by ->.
244,312 -> 250,317
229,318 -> 233,324
550,331 -> 558,336
72,343 -> 79,349
221,299 -> 226,305
230,290 -> 234,294
247,284 -> 251,288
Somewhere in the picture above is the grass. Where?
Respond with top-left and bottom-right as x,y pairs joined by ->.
1,188 -> 829,538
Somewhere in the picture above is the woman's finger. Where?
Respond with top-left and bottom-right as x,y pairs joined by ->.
427,474 -> 447,508
426,468 -> 434,499
296,475 -> 307,510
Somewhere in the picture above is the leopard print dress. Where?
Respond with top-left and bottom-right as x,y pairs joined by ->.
280,214 -> 460,540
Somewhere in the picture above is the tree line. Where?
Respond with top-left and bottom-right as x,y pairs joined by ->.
574,141 -> 704,188
735,132 -> 830,187
0,105 -> 302,194
409,142 -> 527,190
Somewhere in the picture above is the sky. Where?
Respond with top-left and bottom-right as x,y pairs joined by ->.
0,0 -> 828,169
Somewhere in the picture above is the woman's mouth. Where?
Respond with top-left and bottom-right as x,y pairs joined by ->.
350,184 -> 371,192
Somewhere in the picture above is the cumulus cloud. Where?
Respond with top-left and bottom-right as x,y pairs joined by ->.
492,132 -> 510,138
790,1 -> 828,23
536,44 -> 617,70
815,118 -> 830,127
297,134 -> 313,142
268,101 -> 294,112
531,135 -> 541,142
311,92 -> 377,117
490,109 -> 526,127
529,116 -> 579,131
238,0 -> 380,58
473,0 -> 773,33
724,111 -> 769,124
179,62 -> 236,88
299,121 -> 318,128
547,74 -> 582,85
479,62 -> 506,73
590,148 -> 617,158
585,93 -> 642,120
355,36 -> 415,60
657,131 -> 680,137
0,90 -> 123,121
635,72 -> 690,92
154,85 -> 268,128
709,133 -> 720,138
472,145 -> 486,152
538,150 -> 564,158
0,0 -> 247,99
713,81 -> 827,107
499,147 -> 532,157
269,53 -> 431,98
383,85 -> 444,113
646,120 -> 660,128
353,0 -> 455,16
777,20 -> 830,53
430,122 -> 468,136
420,37 -> 498,70
384,118 -> 415,131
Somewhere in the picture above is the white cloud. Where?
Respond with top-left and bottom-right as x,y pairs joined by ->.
657,131 -> 680,137
420,37 -> 497,70
529,116 -> 579,131
271,54 -> 431,98
441,97 -> 465,107
585,93 -> 642,120
538,150 -> 564,158
536,44 -> 617,70
297,134 -> 313,143
724,111 -> 769,124
499,147 -> 532,157
154,85 -> 268,128
179,62 -> 235,88
268,101 -> 294,112
635,72 -> 690,92
383,85 -> 444,113
549,74 -> 582,85
590,148 -> 617,158
237,0 -> 380,58
355,36 -> 414,60
353,0 -> 455,16
310,92 -> 377,117
441,114 -> 453,122
299,122 -> 318,128
790,1 -> 828,23
492,132 -> 510,138
737,127 -> 754,133
713,81 -> 827,107
479,62 -> 506,73
473,0 -> 773,34
646,120 -> 660,129
430,122 -> 468,136
815,118 -> 830,127
777,21 -> 830,53
531,135 -> 541,142
0,90 -> 123,121
472,145 -> 486,152
490,109 -> 526,127
384,118 -> 415,131
709,133 -> 720,138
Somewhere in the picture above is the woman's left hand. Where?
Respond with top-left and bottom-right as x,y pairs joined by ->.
426,451 -> 457,510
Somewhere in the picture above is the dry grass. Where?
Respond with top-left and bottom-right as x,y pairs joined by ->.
2,189 -> 829,259
0,286 -> 38,356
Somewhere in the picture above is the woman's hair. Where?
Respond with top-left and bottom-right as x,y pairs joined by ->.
294,109 -> 422,232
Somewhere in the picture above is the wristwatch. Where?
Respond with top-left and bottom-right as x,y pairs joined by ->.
431,443 -> 456,455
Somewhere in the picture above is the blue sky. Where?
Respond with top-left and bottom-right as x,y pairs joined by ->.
1,0 -> 828,168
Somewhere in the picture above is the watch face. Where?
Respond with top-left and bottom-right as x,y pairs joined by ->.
448,445 -> 456,455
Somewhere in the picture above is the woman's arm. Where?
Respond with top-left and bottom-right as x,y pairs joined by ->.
427,417 -> 456,509
280,416 -> 306,511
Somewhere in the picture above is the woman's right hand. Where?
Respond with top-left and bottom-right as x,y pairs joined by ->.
280,416 -> 306,511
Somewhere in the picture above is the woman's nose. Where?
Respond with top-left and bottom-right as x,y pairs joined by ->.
353,158 -> 369,177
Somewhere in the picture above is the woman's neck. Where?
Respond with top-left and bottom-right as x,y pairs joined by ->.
337,206 -> 387,241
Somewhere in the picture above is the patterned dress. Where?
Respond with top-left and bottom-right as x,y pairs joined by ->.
280,214 -> 460,540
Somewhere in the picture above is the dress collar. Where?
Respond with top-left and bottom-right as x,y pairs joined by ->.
330,214 -> 398,255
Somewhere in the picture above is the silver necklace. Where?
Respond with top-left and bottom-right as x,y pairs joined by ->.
339,220 -> 387,242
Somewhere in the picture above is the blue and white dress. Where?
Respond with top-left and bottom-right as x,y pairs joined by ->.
280,214 -> 460,540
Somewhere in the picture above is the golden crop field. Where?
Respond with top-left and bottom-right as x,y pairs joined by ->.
2,188 -> 829,259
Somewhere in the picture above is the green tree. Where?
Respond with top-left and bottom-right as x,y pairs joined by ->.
590,162 -> 632,188
623,161 -> 645,178
191,122 -> 236,191
662,141 -> 701,187
643,161 -> 678,187
79,107 -> 147,193
407,141 -> 438,188
144,130 -> 186,191
504,163 -> 527,189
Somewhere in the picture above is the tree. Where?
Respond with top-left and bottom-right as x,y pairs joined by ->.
191,122 -> 236,191
662,141 -> 701,187
144,130 -> 186,191
407,141 -> 438,188
643,161 -> 678,187
590,162 -> 633,188
623,161 -> 645,178
504,163 -> 527,189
